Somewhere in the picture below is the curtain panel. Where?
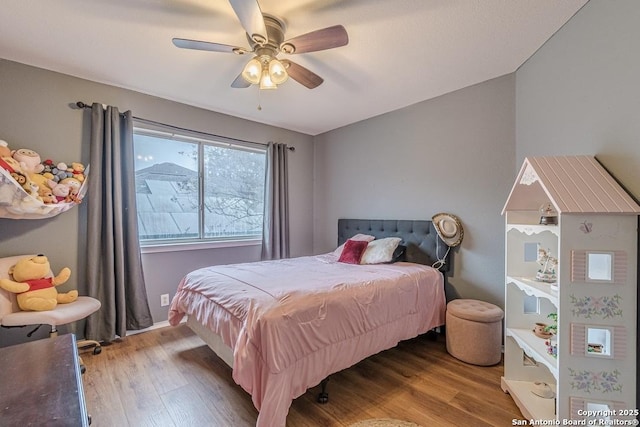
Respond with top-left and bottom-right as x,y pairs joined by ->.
85,103 -> 152,342
261,142 -> 290,260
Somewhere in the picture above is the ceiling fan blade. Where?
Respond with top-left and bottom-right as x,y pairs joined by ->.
282,60 -> 323,89
231,73 -> 251,88
280,25 -> 348,54
172,38 -> 247,54
228,0 -> 268,44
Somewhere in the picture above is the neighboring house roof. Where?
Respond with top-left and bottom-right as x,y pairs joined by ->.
135,162 -> 261,239
135,162 -> 197,194
503,156 -> 640,215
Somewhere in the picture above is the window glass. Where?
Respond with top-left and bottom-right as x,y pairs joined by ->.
587,252 -> 613,282
203,145 -> 265,239
133,128 -> 265,243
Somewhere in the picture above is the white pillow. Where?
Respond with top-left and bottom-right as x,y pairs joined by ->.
360,237 -> 402,264
332,233 -> 375,256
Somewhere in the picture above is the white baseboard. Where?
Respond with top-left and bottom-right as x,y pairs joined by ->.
126,318 -> 185,336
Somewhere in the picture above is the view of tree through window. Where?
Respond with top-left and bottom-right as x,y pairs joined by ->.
133,129 -> 266,242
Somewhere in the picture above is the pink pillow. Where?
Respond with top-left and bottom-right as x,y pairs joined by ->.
338,239 -> 369,264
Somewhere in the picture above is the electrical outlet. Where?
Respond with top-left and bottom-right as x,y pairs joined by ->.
160,293 -> 170,307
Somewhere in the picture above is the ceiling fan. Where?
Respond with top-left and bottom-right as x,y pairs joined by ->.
172,0 -> 348,90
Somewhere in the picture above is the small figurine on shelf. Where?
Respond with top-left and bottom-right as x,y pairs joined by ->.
535,247 -> 558,283
544,313 -> 558,358
545,338 -> 558,358
539,202 -> 558,225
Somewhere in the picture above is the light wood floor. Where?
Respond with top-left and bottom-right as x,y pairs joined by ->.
81,324 -> 522,426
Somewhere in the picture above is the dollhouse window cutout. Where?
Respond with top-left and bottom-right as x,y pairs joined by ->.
570,397 -> 624,422
571,323 -> 626,359
523,295 -> 539,314
523,242 -> 539,262
586,252 -> 614,282
585,326 -> 613,358
585,402 -> 612,422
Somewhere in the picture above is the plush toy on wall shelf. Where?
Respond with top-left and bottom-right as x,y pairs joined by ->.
47,179 -> 74,203
0,140 -> 11,158
70,162 -> 85,182
0,255 -> 78,312
0,138 -> 89,218
12,148 -> 45,175
37,186 -> 57,204
59,177 -> 82,198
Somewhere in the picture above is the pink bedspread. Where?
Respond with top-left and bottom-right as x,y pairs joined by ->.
169,254 -> 445,427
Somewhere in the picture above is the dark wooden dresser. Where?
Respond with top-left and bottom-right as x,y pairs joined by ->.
0,334 -> 89,426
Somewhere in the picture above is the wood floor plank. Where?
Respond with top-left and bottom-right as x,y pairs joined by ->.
81,345 -> 129,426
160,383 -> 220,427
133,329 -> 191,396
178,348 -> 257,426
82,325 -> 520,426
107,340 -> 175,426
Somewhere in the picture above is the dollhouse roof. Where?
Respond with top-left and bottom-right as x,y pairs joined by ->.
502,155 -> 640,215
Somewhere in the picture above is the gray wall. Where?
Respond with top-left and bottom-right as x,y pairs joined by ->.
0,59 -> 314,344
516,0 -> 640,198
313,74 -> 516,307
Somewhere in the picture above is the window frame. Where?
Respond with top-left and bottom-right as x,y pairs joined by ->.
133,122 -> 267,249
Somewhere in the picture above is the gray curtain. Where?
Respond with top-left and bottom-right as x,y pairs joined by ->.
261,142 -> 290,260
85,103 -> 153,342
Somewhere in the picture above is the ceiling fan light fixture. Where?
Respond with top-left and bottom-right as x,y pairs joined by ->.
259,71 -> 277,90
268,58 -> 288,85
241,58 -> 262,84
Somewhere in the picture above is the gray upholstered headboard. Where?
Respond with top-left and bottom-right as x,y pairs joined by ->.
337,219 -> 451,273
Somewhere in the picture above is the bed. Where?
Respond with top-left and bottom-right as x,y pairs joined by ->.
168,219 -> 450,427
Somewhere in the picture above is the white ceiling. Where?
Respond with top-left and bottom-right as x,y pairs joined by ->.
1,0 -> 587,136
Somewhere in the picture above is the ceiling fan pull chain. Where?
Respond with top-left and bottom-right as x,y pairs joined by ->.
257,88 -> 262,111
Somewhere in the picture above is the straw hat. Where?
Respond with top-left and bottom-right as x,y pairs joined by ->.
432,213 -> 464,247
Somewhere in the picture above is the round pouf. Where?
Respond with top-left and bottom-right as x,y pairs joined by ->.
446,299 -> 504,366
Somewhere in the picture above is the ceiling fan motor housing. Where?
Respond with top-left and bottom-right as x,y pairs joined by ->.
247,15 -> 286,56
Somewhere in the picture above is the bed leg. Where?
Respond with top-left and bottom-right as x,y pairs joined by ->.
425,328 -> 439,341
317,378 -> 329,404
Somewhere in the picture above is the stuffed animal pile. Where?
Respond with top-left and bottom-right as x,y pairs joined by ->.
0,139 -> 86,205
0,254 -> 78,311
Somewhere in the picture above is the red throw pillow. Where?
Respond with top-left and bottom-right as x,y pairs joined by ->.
338,239 -> 369,264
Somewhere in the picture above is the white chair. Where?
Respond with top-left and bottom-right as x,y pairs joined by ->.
0,254 -> 102,370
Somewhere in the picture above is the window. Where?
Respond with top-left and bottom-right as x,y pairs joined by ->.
586,252 -> 614,282
133,125 -> 266,244
586,326 -> 613,358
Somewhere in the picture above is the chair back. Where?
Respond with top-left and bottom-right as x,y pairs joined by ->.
0,254 -> 37,322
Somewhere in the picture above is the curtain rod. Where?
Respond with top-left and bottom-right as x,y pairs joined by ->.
74,101 -> 294,151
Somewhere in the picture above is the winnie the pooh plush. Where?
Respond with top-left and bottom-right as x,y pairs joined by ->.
0,255 -> 78,311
